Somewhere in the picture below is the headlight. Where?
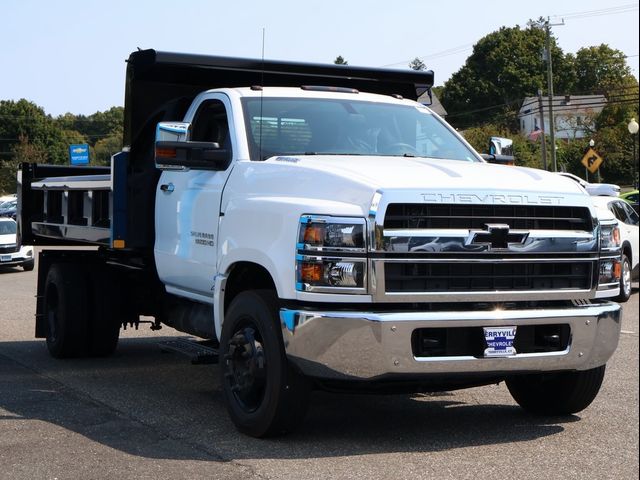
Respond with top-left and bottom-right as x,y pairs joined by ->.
298,215 -> 365,252
600,223 -> 621,250
296,216 -> 367,293
598,220 -> 622,291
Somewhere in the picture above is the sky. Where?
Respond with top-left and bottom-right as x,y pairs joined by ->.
1,0 -> 638,117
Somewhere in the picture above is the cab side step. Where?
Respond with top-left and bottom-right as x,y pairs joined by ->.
159,337 -> 219,364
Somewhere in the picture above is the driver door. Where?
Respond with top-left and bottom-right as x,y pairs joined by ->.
154,95 -> 234,302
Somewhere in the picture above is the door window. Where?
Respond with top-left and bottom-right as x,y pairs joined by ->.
191,99 -> 232,152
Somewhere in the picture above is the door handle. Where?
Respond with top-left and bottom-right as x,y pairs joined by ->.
160,183 -> 175,193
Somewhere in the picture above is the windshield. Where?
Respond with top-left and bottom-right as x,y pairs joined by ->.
0,221 -> 16,235
242,97 -> 479,162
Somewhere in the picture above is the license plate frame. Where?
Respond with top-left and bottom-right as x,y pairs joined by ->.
483,326 -> 517,357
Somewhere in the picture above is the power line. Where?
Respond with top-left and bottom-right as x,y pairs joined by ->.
381,3 -> 638,71
550,3 -> 638,20
381,44 -> 474,68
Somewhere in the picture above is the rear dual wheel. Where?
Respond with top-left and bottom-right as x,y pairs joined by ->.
220,290 -> 310,437
44,263 -> 120,358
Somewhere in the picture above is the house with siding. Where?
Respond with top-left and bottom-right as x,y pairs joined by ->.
519,95 -> 607,141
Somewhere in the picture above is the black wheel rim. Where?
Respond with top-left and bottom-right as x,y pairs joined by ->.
224,322 -> 267,413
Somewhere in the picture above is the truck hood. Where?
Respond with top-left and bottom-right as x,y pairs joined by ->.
278,155 -> 583,194
225,155 -> 592,219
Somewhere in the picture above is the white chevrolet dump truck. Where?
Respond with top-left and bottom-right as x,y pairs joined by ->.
17,49 -> 622,437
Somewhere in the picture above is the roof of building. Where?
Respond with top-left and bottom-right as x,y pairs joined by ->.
519,94 -> 607,115
418,91 -> 448,117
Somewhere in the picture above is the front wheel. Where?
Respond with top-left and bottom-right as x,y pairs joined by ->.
615,254 -> 632,302
220,290 -> 310,437
506,365 -> 606,415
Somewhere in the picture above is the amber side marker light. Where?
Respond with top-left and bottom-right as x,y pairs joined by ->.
613,260 -> 622,281
303,224 -> 325,245
155,147 -> 177,158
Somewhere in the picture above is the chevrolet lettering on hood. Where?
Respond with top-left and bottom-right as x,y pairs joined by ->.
420,192 -> 564,205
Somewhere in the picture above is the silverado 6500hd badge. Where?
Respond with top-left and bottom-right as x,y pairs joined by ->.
483,326 -> 517,357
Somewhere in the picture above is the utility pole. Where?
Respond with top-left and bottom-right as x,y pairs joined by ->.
537,89 -> 548,170
543,16 -> 564,172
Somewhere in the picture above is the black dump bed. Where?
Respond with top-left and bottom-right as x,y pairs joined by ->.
20,49 -> 434,251
124,49 -> 434,149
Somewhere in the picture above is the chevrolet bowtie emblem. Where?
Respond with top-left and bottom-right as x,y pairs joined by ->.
466,224 -> 529,250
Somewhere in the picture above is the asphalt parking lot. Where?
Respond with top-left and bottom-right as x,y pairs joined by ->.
0,259 -> 638,480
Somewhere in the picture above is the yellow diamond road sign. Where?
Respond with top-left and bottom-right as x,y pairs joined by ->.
581,147 -> 604,174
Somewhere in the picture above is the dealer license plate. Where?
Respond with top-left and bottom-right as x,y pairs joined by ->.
0,255 -> 11,262
483,326 -> 517,357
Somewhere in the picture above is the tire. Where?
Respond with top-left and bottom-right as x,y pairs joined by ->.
220,290 -> 310,437
22,259 -> 35,271
506,365 -> 606,415
44,262 -> 120,358
615,254 -> 632,303
44,264 -> 90,358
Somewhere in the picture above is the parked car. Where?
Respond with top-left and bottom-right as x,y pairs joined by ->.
591,196 -> 639,302
0,199 -> 17,219
557,172 -> 620,197
0,217 -> 35,271
0,193 -> 16,203
620,189 -> 639,214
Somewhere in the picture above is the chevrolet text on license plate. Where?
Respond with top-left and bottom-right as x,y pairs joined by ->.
483,326 -> 517,357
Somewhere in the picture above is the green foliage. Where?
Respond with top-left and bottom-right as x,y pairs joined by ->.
441,25 -> 566,130
440,24 -> 638,185
0,99 -> 123,194
54,107 -> 124,142
462,124 -> 543,169
573,45 -> 634,94
409,57 -> 426,71
93,129 -> 124,166
334,56 -> 348,65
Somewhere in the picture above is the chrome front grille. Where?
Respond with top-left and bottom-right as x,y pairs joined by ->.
370,196 -> 599,302
384,203 -> 593,231
384,260 -> 593,292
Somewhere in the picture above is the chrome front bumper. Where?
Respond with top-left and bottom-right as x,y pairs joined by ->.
280,302 -> 621,381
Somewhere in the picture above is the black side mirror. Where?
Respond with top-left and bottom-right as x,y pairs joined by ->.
155,141 -> 231,171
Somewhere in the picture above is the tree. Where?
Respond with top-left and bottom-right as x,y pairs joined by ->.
409,57 -> 426,71
54,107 -> 124,145
573,45 -> 635,95
440,25 -> 570,130
93,130 -> 124,166
0,134 -> 48,193
461,123 -> 543,169
0,99 -> 77,164
591,79 -> 640,184
334,56 -> 348,65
